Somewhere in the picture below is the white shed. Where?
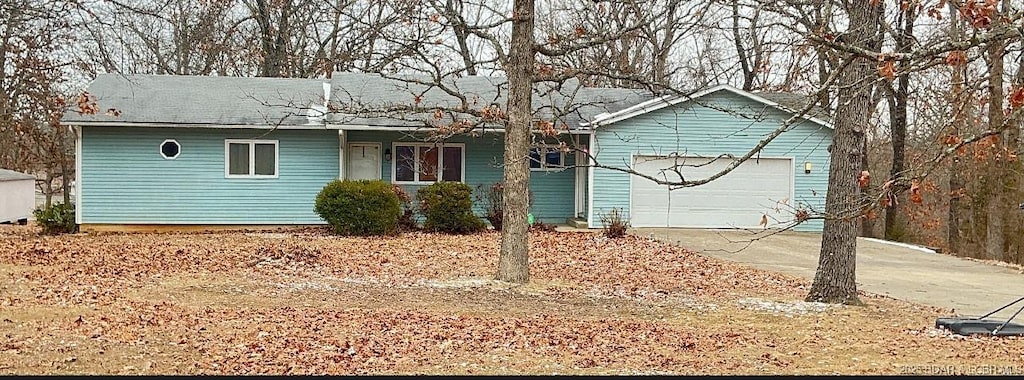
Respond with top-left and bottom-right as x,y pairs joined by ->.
0,169 -> 36,224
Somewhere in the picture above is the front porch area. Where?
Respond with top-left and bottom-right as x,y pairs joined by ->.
336,129 -> 590,225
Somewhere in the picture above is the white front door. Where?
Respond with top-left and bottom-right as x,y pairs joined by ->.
346,143 -> 381,180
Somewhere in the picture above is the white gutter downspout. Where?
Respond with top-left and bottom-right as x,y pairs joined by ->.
74,125 -> 82,225
325,81 -> 346,180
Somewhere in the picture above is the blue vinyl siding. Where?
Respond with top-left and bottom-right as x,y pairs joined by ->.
345,131 -> 580,223
590,91 -> 833,232
80,127 -> 339,224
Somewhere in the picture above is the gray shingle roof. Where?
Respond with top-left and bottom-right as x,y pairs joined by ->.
61,74 -> 329,126
0,168 -> 35,182
327,72 -> 652,129
60,73 -> 822,129
757,92 -> 832,123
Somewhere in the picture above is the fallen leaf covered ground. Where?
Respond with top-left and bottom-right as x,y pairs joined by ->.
1,224 -> 1022,375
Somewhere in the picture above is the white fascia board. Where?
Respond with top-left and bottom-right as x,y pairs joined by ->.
64,121 -> 341,130
331,123 -> 587,135
330,124 -> 435,132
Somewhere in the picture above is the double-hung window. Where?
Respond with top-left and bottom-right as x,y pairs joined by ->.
393,143 -> 464,184
529,146 -> 564,171
225,139 -> 278,178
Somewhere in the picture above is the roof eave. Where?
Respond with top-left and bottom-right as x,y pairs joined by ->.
329,123 -> 590,135
62,121 -> 340,130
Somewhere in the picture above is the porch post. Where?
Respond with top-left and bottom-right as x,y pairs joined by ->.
338,130 -> 346,180
574,148 -> 587,219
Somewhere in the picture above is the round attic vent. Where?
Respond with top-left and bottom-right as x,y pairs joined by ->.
160,139 -> 180,159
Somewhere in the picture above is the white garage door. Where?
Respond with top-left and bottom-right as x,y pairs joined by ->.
630,156 -> 793,228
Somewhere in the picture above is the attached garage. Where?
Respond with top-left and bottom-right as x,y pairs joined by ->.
629,156 -> 794,228
586,85 -> 833,232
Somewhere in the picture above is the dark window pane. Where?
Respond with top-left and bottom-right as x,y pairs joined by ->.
545,149 -> 562,167
395,146 -> 415,182
442,147 -> 462,182
228,143 -> 249,175
254,143 -> 276,175
161,141 -> 180,158
419,146 -> 438,181
529,148 -> 541,169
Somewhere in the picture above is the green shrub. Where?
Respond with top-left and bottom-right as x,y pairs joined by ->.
418,182 -> 485,234
314,179 -> 400,236
600,207 -> 629,239
34,202 -> 77,235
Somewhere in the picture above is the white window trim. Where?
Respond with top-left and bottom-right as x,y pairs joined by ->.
530,146 -> 565,172
160,139 -> 180,160
224,139 -> 280,179
391,142 -> 466,185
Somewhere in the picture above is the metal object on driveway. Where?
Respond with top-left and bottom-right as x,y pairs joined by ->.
936,297 -> 1024,336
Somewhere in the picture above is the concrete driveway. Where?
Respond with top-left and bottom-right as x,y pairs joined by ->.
637,228 -> 1024,317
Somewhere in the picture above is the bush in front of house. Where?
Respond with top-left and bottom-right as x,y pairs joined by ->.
474,181 -> 534,231
418,182 -> 485,234
476,182 -> 505,230
314,179 -> 400,236
34,202 -> 78,235
600,207 -> 629,238
392,184 -> 418,231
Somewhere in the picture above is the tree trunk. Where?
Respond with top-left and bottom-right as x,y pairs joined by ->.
1006,49 -> 1024,263
984,28 -> 1006,261
812,4 -> 833,109
949,156 -> 963,253
57,120 -> 71,206
496,0 -> 534,284
883,84 -> 906,240
946,1 -> 965,255
884,7 -> 912,240
446,0 -> 477,76
731,0 -> 754,91
43,171 -> 53,209
254,0 -> 290,77
806,0 -> 880,305
860,138 -> 874,237
651,2 -> 678,86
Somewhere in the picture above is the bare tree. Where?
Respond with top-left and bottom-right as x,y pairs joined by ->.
0,0 -> 78,206
493,0 -> 536,283
805,0 -> 883,304
79,0 -> 426,78
882,2 -> 916,240
981,0 -> 1012,261
79,0 -> 247,75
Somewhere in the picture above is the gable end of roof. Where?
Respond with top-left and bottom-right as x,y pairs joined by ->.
584,84 -> 833,130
